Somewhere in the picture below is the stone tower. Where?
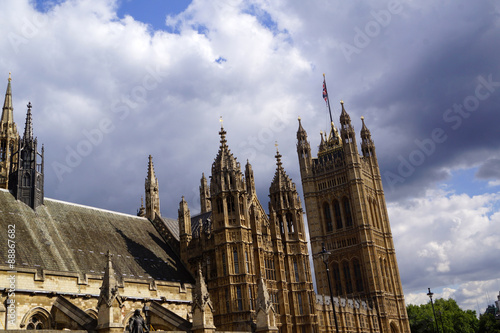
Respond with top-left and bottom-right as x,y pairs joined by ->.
180,123 -> 318,333
9,102 -> 44,210
268,148 -> 317,333
0,73 -> 19,189
145,155 -> 161,220
296,102 -> 410,333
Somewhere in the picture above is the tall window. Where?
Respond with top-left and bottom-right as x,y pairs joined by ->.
333,200 -> 343,229
298,293 -> 304,315
353,259 -> 364,292
217,197 -> 223,214
236,286 -> 243,311
227,195 -> 235,212
225,288 -> 230,312
294,259 -> 300,282
249,286 -> 254,310
343,261 -> 353,294
22,173 -> 31,187
332,263 -> 342,295
222,252 -> 227,275
343,197 -> 353,227
323,202 -> 333,232
278,215 -> 284,234
233,249 -> 239,274
245,251 -> 250,273
286,213 -> 294,233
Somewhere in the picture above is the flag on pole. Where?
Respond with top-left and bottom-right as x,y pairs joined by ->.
322,81 -> 328,104
322,74 -> 329,106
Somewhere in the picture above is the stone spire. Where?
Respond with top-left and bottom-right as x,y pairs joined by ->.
191,264 -> 215,333
145,155 -> 160,220
97,251 -> 124,333
23,102 -> 33,143
1,73 -> 14,127
0,73 -> 19,189
9,102 -> 44,209
199,173 -> 211,213
255,276 -> 277,333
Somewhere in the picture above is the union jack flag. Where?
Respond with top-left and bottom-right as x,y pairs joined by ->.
322,80 -> 328,104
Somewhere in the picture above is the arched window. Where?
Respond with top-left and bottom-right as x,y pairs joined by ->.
278,214 -> 284,234
294,259 -> 300,282
233,249 -> 239,274
227,195 -> 235,212
236,286 -> 243,311
26,314 -> 46,330
353,259 -> 364,292
323,202 -> 333,232
22,172 -> 31,187
286,212 -> 294,233
333,200 -> 343,229
332,263 -> 342,295
343,261 -> 353,294
343,197 -> 353,227
216,197 -> 223,214
222,252 -> 227,275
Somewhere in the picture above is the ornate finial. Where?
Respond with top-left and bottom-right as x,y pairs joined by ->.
323,73 -> 325,78
275,141 -> 279,152
298,116 -> 301,121
140,197 -> 144,207
219,116 -> 223,128
361,116 -> 365,122
8,72 -> 11,82
340,100 -> 344,105
27,101 -> 32,110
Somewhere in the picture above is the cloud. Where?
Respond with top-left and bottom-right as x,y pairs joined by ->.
390,189 -> 500,310
2,0 -> 500,313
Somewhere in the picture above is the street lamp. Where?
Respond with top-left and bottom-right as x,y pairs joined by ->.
427,288 -> 439,333
319,244 -> 339,333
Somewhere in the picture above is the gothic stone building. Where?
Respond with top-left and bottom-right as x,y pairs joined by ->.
0,75 -> 409,333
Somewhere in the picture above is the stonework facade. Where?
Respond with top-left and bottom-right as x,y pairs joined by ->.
179,126 -> 318,333
297,102 -> 410,333
0,75 -> 409,333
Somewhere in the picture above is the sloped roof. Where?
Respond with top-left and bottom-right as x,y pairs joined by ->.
190,211 -> 212,238
160,216 -> 180,241
0,189 -> 193,284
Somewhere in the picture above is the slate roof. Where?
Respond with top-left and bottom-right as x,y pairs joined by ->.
160,216 -> 180,241
0,189 -> 194,284
190,211 -> 212,238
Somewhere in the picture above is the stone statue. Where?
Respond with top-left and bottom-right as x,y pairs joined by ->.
128,309 -> 148,333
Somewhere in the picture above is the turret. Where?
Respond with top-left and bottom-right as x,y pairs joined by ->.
0,73 -> 19,189
245,160 -> 256,198
9,102 -> 44,210
144,155 -> 160,220
199,173 -> 211,213
339,101 -> 359,159
179,196 -> 192,264
296,117 -> 311,176
360,116 -> 376,159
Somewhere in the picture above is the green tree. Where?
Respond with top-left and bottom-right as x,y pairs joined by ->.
478,313 -> 500,333
407,298 -> 478,333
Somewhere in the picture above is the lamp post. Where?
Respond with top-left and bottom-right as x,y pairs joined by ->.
427,288 -> 439,333
319,244 -> 339,333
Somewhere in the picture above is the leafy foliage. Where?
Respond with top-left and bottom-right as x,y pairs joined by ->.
407,298 -> 479,333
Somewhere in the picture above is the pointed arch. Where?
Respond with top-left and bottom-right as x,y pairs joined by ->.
342,260 -> 353,294
333,199 -> 343,229
22,172 -> 31,186
286,212 -> 294,233
331,262 -> 342,295
21,307 -> 52,330
352,258 -> 364,293
323,202 -> 333,232
343,197 -> 353,227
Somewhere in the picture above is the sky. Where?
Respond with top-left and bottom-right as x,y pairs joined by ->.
2,0 -> 500,314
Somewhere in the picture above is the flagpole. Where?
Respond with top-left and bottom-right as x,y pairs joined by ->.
323,73 -> 335,132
